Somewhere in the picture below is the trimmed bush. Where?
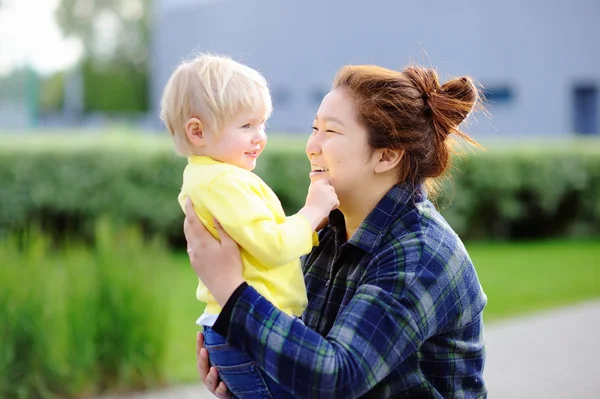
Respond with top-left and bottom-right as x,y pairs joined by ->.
438,147 -> 600,239
0,221 -> 170,398
1,134 -> 599,243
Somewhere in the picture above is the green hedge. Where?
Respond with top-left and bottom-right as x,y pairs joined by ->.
438,148 -> 600,239
1,134 -> 599,243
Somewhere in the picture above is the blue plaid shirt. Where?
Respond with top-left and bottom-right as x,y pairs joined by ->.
218,183 -> 488,398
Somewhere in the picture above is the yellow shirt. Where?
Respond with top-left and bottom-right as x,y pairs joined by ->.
178,156 -> 317,317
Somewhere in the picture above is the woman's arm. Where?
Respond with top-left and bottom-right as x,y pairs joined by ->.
216,270 -> 427,398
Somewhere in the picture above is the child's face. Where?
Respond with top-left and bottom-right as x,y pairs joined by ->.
204,110 -> 267,171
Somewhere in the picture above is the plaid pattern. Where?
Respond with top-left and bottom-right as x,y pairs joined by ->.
226,183 -> 488,398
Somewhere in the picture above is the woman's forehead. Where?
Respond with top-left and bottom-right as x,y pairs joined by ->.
315,89 -> 356,121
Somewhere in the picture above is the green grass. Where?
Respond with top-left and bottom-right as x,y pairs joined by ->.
2,230 -> 599,391
162,265 -> 206,383
0,223 -> 171,399
468,240 -> 600,322
164,239 -> 600,383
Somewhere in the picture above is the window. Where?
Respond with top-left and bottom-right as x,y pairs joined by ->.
482,85 -> 515,105
573,84 -> 598,135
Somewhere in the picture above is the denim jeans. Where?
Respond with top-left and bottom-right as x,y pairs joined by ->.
203,326 -> 295,399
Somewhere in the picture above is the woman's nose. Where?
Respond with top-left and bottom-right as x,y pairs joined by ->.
306,132 -> 322,156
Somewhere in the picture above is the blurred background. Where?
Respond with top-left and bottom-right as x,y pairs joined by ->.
0,0 -> 598,398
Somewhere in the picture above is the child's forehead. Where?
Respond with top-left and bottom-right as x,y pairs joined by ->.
230,105 -> 269,122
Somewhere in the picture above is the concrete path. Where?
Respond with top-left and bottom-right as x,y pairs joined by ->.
484,299 -> 600,398
100,299 -> 600,399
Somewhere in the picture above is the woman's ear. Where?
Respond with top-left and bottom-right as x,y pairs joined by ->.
185,117 -> 205,146
374,148 -> 404,174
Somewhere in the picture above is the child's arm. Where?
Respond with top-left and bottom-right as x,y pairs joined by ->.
190,173 -> 328,267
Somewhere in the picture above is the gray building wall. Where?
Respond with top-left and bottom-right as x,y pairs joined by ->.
151,0 -> 600,136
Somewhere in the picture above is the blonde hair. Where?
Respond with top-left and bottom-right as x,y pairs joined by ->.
160,53 -> 273,156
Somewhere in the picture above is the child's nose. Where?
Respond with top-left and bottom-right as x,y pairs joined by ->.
252,129 -> 266,144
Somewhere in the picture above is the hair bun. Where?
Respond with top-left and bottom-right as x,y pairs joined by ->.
401,65 -> 481,145
436,76 -> 478,127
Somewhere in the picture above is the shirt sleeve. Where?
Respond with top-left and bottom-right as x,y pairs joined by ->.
191,172 -> 316,267
220,249 -> 437,399
288,216 -> 320,247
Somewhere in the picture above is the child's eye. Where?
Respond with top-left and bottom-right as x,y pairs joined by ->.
241,123 -> 251,129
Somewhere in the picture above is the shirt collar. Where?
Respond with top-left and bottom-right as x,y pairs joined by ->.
328,183 -> 426,254
188,155 -> 221,166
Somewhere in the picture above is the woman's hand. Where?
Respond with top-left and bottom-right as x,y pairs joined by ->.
197,332 -> 232,398
184,198 -> 245,307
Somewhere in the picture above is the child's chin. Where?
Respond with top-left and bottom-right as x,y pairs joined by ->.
239,161 -> 256,171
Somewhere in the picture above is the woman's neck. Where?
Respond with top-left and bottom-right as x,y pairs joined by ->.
339,180 -> 397,241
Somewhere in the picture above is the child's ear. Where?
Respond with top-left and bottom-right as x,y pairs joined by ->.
185,117 -> 205,146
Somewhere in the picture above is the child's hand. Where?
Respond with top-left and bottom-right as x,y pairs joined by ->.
305,179 -> 340,215
298,180 -> 339,231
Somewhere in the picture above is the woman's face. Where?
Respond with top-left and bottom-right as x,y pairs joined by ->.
306,89 -> 377,202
